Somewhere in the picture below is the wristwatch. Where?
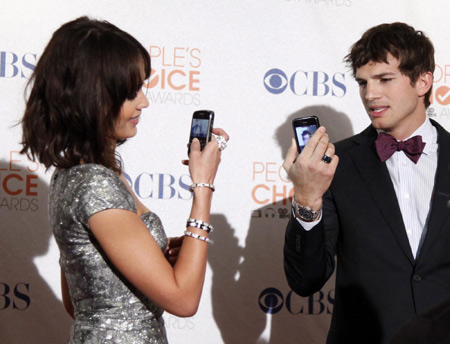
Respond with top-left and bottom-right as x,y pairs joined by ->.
291,195 -> 322,222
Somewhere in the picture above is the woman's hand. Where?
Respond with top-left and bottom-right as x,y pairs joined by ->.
164,236 -> 184,266
183,128 -> 229,185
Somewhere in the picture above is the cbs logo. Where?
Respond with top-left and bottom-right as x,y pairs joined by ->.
0,51 -> 36,78
263,68 -> 346,97
258,287 -> 334,315
0,283 -> 31,310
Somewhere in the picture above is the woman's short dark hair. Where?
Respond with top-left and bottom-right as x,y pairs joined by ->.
21,16 -> 151,172
344,22 -> 435,108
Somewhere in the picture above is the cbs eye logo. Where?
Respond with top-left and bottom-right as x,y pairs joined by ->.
258,287 -> 335,315
258,287 -> 284,314
263,68 -> 347,97
263,69 -> 288,94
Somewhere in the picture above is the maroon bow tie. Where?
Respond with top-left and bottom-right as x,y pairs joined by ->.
375,132 -> 426,164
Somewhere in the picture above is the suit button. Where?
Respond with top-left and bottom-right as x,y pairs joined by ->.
413,275 -> 422,282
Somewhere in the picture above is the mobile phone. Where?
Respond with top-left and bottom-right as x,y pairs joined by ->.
292,116 -> 320,153
188,110 -> 214,155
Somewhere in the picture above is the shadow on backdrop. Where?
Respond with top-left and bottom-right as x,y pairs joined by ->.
274,105 -> 355,158
0,160 -> 72,342
208,105 -> 354,343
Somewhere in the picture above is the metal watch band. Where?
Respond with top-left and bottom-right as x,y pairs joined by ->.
291,196 -> 322,222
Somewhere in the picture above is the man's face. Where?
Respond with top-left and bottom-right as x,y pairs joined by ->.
355,54 -> 428,140
302,133 -> 311,144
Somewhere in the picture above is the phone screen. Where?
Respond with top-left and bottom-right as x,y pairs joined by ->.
292,116 -> 320,153
190,118 -> 210,141
295,125 -> 317,150
188,110 -> 214,154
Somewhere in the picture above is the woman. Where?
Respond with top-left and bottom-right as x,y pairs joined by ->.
21,16 -> 228,343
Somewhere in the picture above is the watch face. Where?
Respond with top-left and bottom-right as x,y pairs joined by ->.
298,207 -> 313,220
292,197 -> 320,222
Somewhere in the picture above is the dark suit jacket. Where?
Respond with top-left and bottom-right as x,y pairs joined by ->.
284,119 -> 450,344
389,296 -> 450,344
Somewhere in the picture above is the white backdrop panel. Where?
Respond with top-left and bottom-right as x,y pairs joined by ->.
2,1 -> 450,343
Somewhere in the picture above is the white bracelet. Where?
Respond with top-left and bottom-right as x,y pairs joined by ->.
189,183 -> 215,192
184,230 -> 213,244
186,218 -> 214,233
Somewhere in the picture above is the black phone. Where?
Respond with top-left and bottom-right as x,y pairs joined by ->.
292,116 -> 320,153
188,110 -> 214,155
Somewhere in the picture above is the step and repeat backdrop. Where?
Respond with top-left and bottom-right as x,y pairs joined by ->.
2,1 -> 450,343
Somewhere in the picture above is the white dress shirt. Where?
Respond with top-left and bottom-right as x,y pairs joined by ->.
295,119 -> 438,259
384,119 -> 438,258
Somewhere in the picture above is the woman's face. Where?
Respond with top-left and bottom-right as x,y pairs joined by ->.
114,88 -> 149,140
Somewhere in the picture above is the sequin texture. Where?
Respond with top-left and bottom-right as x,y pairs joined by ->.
50,164 -> 169,343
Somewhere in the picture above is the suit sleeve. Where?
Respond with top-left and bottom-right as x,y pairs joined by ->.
283,189 -> 338,296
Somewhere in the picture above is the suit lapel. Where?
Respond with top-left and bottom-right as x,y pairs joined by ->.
349,126 -> 415,264
416,120 -> 450,261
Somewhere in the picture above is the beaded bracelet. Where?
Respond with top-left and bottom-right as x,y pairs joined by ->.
184,230 -> 213,244
186,218 -> 214,233
189,183 -> 215,192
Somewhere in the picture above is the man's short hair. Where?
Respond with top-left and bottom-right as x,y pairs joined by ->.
344,22 -> 435,108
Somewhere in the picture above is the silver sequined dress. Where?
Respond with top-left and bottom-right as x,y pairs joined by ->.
50,164 -> 169,343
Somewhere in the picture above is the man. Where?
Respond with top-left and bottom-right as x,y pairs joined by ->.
283,22 -> 450,343
300,130 -> 312,151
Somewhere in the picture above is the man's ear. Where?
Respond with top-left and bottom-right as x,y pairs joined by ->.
415,71 -> 433,96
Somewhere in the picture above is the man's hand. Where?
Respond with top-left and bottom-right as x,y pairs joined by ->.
283,126 -> 339,210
